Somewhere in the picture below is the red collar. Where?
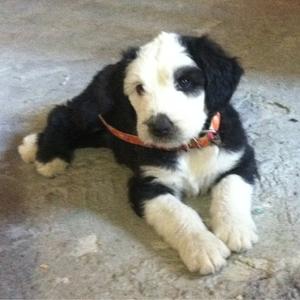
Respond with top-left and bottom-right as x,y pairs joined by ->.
99,113 -> 221,151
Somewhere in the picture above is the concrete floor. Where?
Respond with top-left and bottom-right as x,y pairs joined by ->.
0,0 -> 300,299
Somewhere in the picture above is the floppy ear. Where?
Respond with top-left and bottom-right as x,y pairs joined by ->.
70,63 -> 120,118
71,47 -> 138,119
180,35 -> 244,111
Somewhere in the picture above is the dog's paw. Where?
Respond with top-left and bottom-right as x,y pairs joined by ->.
35,159 -> 68,178
18,133 -> 38,163
178,230 -> 230,274
211,217 -> 258,253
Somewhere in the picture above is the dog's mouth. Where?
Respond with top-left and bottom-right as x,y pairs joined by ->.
139,121 -> 178,148
140,114 -> 187,148
140,125 -> 191,149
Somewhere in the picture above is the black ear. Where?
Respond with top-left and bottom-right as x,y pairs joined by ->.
122,47 -> 139,62
72,46 -> 139,117
70,63 -> 121,116
180,35 -> 244,111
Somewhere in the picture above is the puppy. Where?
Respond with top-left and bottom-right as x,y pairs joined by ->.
19,32 -> 258,274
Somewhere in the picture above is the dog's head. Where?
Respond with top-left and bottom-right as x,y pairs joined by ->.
119,32 -> 243,148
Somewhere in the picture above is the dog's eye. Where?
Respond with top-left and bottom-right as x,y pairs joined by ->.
135,84 -> 145,96
174,67 -> 204,95
178,77 -> 192,90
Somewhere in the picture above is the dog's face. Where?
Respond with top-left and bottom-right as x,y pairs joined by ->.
124,33 -> 206,148
123,32 -> 243,148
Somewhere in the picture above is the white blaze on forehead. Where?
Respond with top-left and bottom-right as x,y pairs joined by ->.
124,32 -> 195,93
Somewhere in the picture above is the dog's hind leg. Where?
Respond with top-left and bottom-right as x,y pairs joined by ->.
18,64 -> 117,177
19,104 -> 106,177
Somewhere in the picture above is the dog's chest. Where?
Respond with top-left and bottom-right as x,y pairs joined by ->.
178,146 -> 241,195
141,146 -> 242,197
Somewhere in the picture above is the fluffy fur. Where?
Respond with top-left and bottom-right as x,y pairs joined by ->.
18,32 -> 258,274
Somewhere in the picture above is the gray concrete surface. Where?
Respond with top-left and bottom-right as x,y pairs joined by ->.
0,0 -> 300,299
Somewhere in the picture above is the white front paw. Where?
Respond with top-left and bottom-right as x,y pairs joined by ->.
211,217 -> 258,252
178,230 -> 230,274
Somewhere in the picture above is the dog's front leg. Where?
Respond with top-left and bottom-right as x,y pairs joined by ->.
210,174 -> 258,252
129,177 -> 230,274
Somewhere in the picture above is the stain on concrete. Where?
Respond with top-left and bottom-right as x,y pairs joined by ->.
72,234 -> 99,257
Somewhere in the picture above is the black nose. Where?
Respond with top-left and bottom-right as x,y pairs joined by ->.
148,114 -> 174,138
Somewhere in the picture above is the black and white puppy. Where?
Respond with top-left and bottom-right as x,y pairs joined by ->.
19,32 -> 258,274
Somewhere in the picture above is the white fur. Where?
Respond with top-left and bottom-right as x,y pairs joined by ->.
18,133 -> 68,177
210,174 -> 258,252
35,158 -> 68,178
124,32 -> 207,148
144,194 -> 230,274
18,133 -> 38,163
141,165 -> 183,194
142,146 -> 244,197
142,147 -> 246,272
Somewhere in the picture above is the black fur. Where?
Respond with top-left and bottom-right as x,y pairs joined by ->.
129,175 -> 175,217
34,35 -> 257,218
180,35 -> 244,112
174,66 -> 205,95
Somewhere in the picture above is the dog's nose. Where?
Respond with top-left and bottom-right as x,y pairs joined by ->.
148,114 -> 174,138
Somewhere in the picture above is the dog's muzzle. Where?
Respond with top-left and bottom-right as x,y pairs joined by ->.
146,114 -> 176,139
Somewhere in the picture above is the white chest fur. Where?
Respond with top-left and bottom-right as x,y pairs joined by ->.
141,146 -> 243,196
180,146 -> 243,195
